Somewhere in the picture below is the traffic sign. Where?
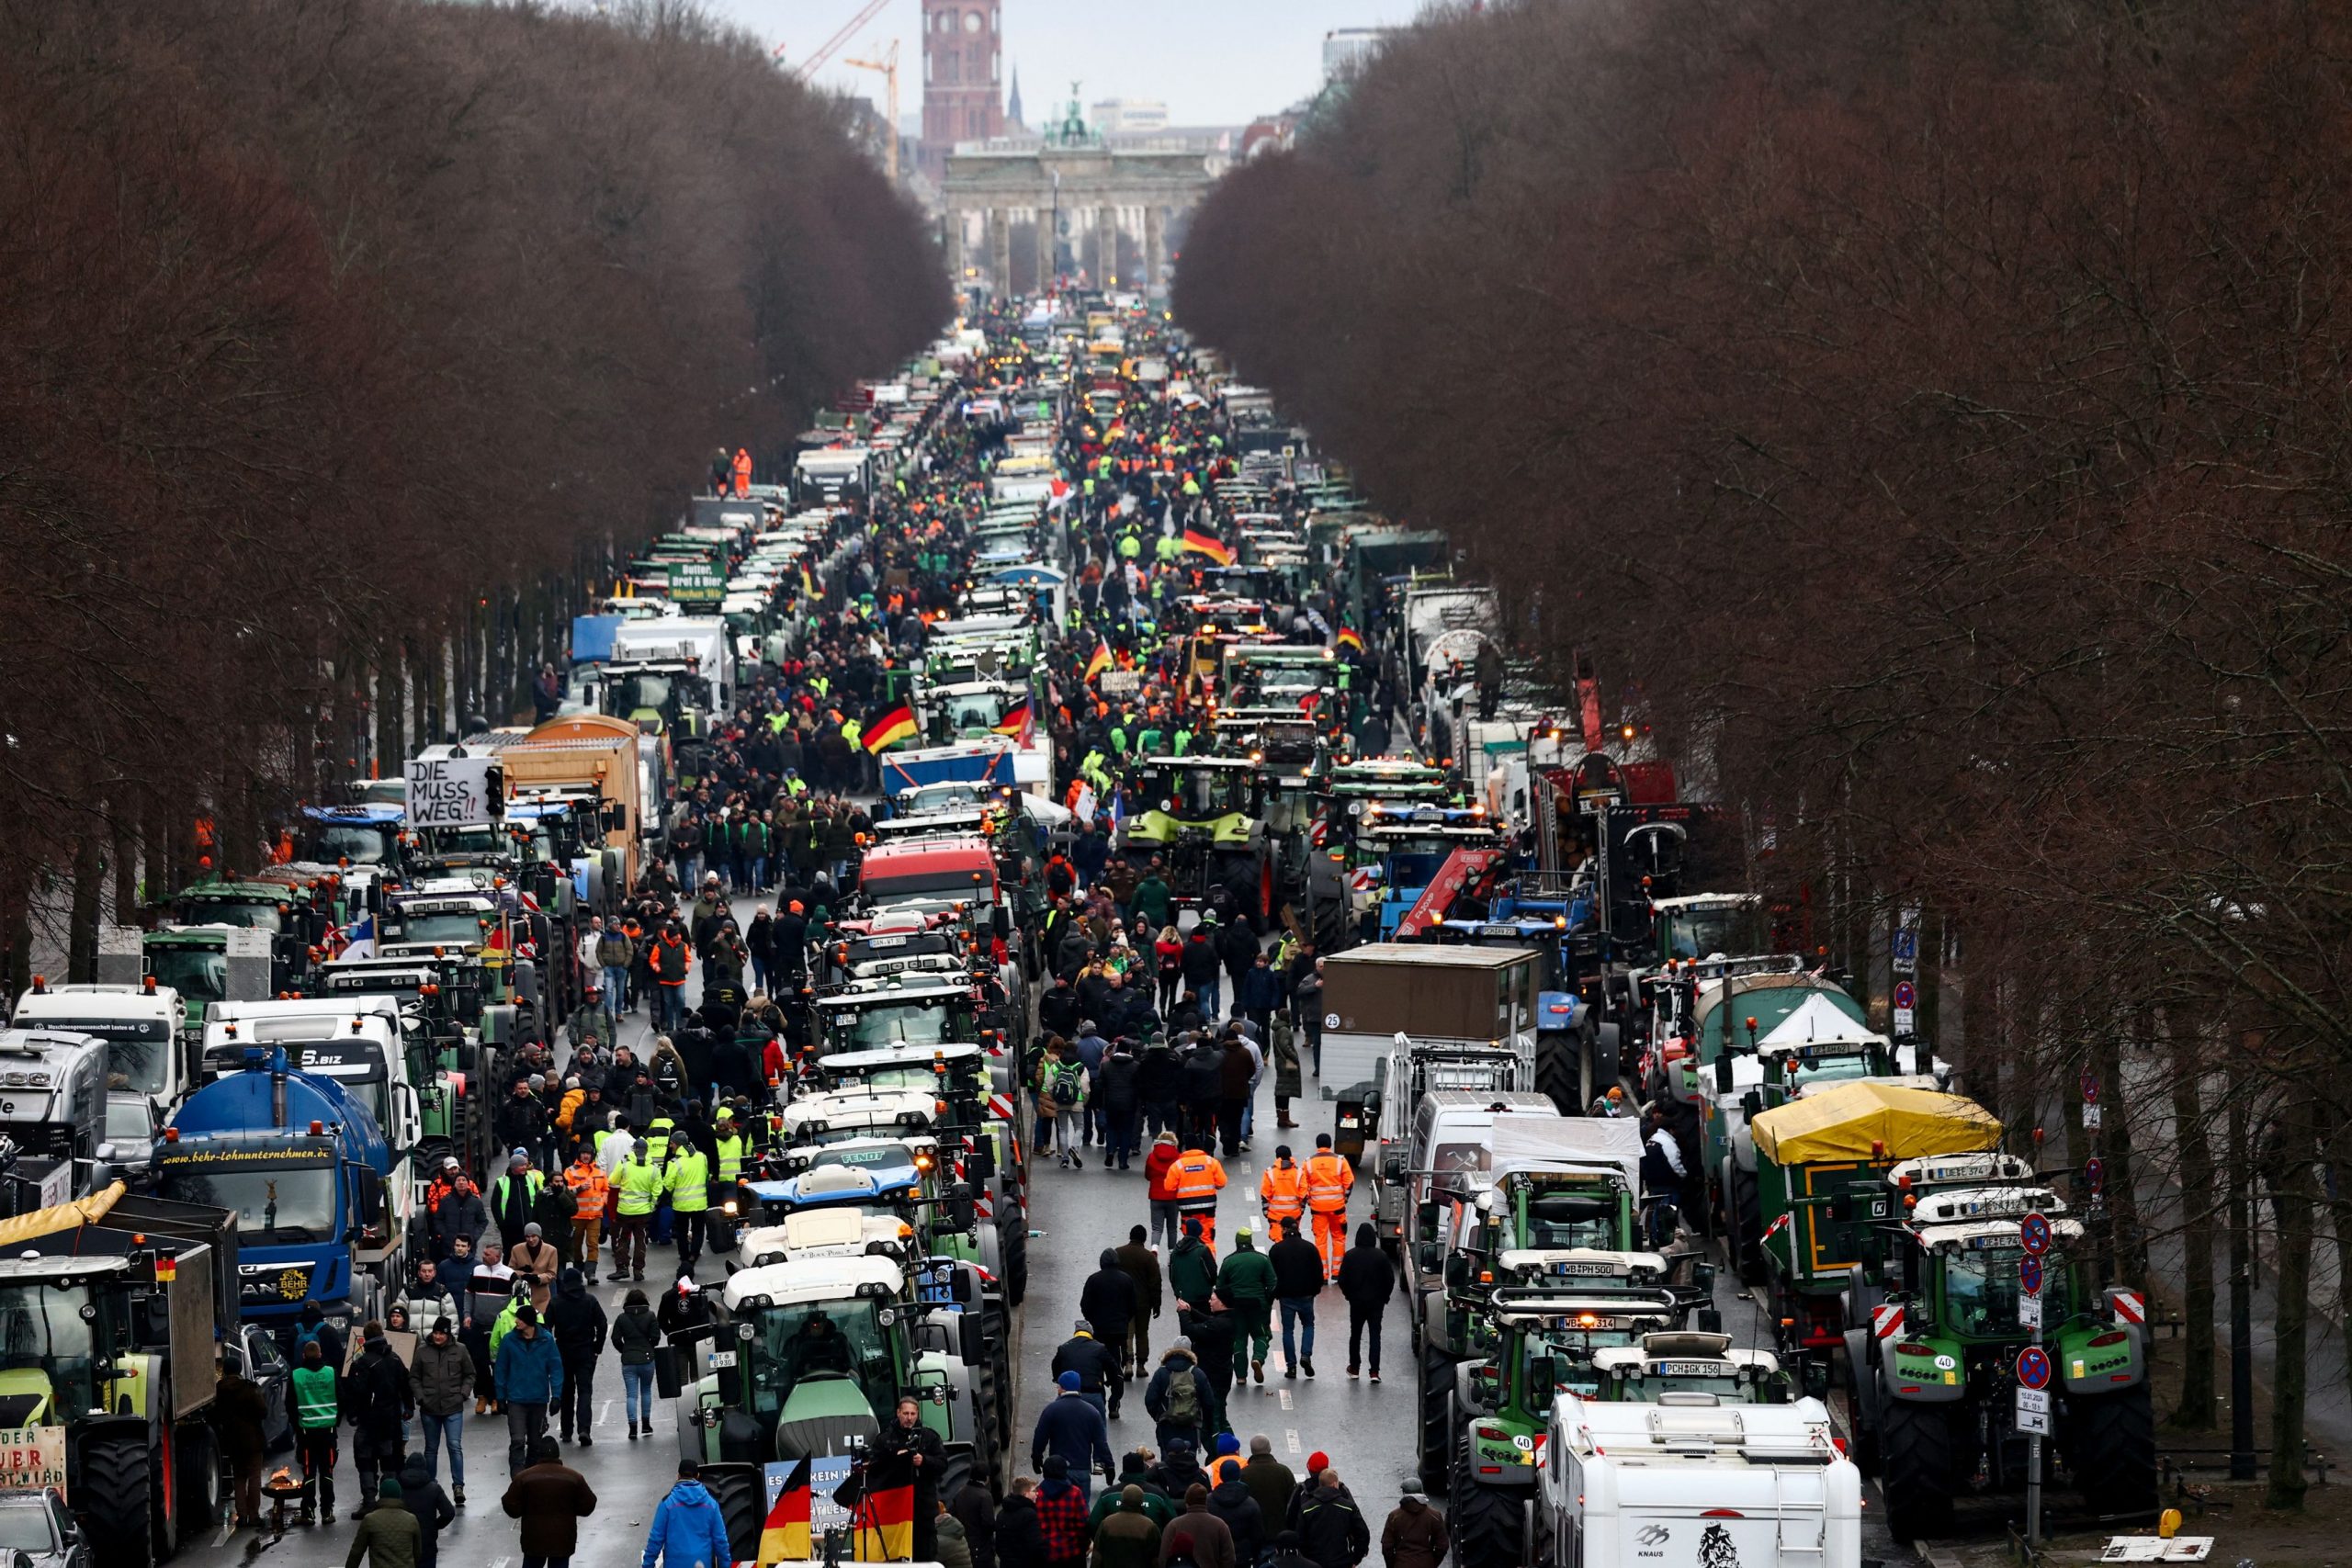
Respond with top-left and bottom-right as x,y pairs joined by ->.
2084,1156 -> 2106,1195
2019,1255 -> 2045,1295
2017,1386 -> 2052,1435
2019,1212 -> 2053,1256
2017,1346 -> 2052,1390
2082,1072 -> 2101,1104
1893,980 -> 1917,1010
2020,1292 -> 2044,1330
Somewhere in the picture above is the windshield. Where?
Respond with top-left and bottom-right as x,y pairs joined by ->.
1134,768 -> 1253,819
1944,1247 -> 2030,1337
940,692 -> 1017,733
1662,904 -> 1759,962
811,1143 -> 920,1170
182,899 -> 280,933
311,825 -> 390,865
901,784 -> 991,812
161,1164 -> 338,1240
0,1282 -> 94,1398
418,824 -> 504,856
0,1503 -> 58,1552
745,1300 -> 896,1423
1377,844 -> 1457,889
104,1099 -> 152,1140
831,998 -> 977,1048
149,948 -> 227,1003
399,911 -> 492,944
1525,1192 -> 1623,1251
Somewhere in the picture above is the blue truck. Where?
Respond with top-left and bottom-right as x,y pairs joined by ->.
157,1047 -> 403,1337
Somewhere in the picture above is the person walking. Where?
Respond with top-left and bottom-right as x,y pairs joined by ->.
547,1266 -> 607,1446
1296,1467 -> 1372,1568
1214,1228 -> 1277,1386
413,1315 -> 475,1504
1143,1340 -> 1213,1458
1036,1040 -> 1089,1168
1144,1133 -> 1183,1249
1168,1217 -> 1219,1310
1032,1371 -> 1115,1496
993,1477 -> 1048,1568
1114,1225 -> 1163,1374
1035,1457 -> 1091,1568
1337,1223 -> 1395,1381
345,1322 -> 416,1511
512,1223 -> 562,1314
1304,1134 -> 1356,1281
495,1304 -> 564,1477
1080,1248 -> 1140,1376
665,1134 -> 712,1270
640,1460 -> 732,1568
1088,1483 -> 1162,1568
1053,1319 -> 1127,1424
1260,1145 -> 1307,1243
1209,1463 -> 1266,1566
1378,1478 -> 1449,1568
293,1337 -> 342,1524
503,1433 -> 599,1568
1269,1224 -> 1325,1378
214,1348 -> 269,1529
951,1469 -> 999,1568
611,1141 -> 662,1282
342,1480 -> 422,1568
614,1288 -> 664,1439
1269,1011 -> 1304,1131
396,1453 -> 457,1568
1238,1435 -> 1296,1533
1170,1140 -> 1227,1249
563,1147 -> 607,1272
1160,1483 -> 1238,1568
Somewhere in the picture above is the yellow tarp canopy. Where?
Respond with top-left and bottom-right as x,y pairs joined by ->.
0,1179 -> 124,1248
1751,1081 -> 2000,1166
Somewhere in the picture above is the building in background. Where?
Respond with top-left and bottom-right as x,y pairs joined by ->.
1322,27 -> 1392,85
1007,64 -> 1026,130
920,0 -> 1004,182
1090,97 -> 1169,134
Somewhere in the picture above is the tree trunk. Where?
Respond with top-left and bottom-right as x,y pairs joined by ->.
2167,1016 -> 2217,1428
2267,1091 -> 2313,1510
67,826 -> 102,984
2102,1005 -> 2148,1286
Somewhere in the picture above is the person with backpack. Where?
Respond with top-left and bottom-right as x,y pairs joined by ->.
1036,1040 -> 1090,1168
1144,1339 -> 1212,1457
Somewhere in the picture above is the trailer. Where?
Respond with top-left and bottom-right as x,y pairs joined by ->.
1318,943 -> 1541,1099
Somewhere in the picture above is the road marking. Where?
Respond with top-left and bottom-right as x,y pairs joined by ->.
1285,1428 -> 1301,1453
598,1399 -> 614,1427
214,1520 -> 234,1549
1277,1389 -> 1292,1410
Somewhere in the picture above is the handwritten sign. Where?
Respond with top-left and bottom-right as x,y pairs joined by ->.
405,756 -> 503,828
0,1427 -> 66,1498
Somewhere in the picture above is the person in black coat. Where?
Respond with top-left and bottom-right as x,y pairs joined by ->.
1080,1248 -> 1140,1361
1051,1318 -> 1127,1419
1038,976 -> 1083,1043
546,1266 -> 608,1444
1135,1043 -> 1182,1144
343,1325 -> 414,1510
1335,1223 -> 1396,1380
992,1479 -> 1047,1567
1210,1472 -> 1266,1564
872,1395 -> 945,1559
951,1473 -> 997,1568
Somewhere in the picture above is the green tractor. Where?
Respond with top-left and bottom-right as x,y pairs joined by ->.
1112,756 -> 1271,919
662,1255 -> 1004,1526
1842,1153 -> 2155,1540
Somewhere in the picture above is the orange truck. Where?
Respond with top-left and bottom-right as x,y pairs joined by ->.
478,713 -> 655,909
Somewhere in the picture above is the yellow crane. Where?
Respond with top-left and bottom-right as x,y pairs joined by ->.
842,39 -> 900,183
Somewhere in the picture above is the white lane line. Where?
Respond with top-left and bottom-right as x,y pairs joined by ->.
1285,1429 -> 1301,1454
214,1520 -> 235,1549
1277,1389 -> 1292,1410
597,1399 -> 614,1427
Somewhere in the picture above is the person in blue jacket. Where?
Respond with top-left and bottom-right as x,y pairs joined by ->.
492,1304 -> 564,1479
1030,1370 -> 1115,1498
642,1459 -> 733,1568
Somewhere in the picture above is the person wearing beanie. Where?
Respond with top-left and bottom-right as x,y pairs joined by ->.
1285,1453 -> 1332,1531
1208,1447 -> 1266,1567
1160,1480 -> 1238,1568
395,1450 -> 456,1568
1169,1215 -> 1219,1310
1035,1455 -> 1090,1568
1089,1450 -> 1176,1536
511,1221 -> 561,1314
1144,1338 -> 1214,1457
1148,1435 -> 1211,1502
1114,1224 -> 1164,1375
1089,1481 -> 1164,1568
493,1302 -> 564,1478
342,1476 -> 422,1568
1262,1527 -> 1317,1568
1380,1476 -> 1450,1568
1205,1430 -> 1245,1485
503,1433 -> 598,1568
345,1320 -> 416,1514
1053,1316 -> 1127,1421
1032,1367 -> 1114,1495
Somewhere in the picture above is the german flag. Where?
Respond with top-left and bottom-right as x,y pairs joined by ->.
759,1457 -> 813,1562
864,705 -> 918,753
992,701 -> 1033,739
1181,529 -> 1234,566
1337,626 -> 1365,653
851,1479 -> 918,1562
1084,640 -> 1114,681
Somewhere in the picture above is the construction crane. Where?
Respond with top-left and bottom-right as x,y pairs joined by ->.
795,0 -> 889,79
842,39 -> 900,182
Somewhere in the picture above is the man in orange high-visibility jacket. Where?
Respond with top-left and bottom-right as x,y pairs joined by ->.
1259,1145 -> 1307,1244
1170,1141 -> 1227,1251
1304,1133 -> 1355,1280
731,446 -> 752,497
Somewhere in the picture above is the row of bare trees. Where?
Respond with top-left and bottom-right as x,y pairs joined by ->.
0,1 -> 945,964
1176,0 -> 2352,1503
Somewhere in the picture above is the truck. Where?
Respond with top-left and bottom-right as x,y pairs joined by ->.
13,976 -> 193,1113
1537,1395 -> 1861,1568
489,714 -> 650,903
162,1048 -> 406,1334
0,1029 -> 111,1200
1838,1149 -> 2154,1540
100,925 -> 273,1043
1320,943 -> 1543,1107
0,1185 -> 240,1568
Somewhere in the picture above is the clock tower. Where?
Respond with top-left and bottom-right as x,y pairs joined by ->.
920,0 -> 1004,181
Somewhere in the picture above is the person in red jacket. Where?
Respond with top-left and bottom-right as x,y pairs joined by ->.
1145,1132 -> 1182,1250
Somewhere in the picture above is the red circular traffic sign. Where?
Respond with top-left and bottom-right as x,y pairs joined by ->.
2017,1346 -> 2052,1390
2018,1255 -> 2045,1295
2018,1212 -> 2052,1256
2081,1072 -> 2101,1104
1893,980 -> 1917,1010
2084,1156 -> 2105,1195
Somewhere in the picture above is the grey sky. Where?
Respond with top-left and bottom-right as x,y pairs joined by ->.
705,0 -> 1430,127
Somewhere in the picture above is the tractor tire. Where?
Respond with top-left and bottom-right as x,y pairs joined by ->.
175,1420 -> 220,1544
1841,1331 -> 1880,1477
81,1437 -> 155,1568
1001,1215 -> 1029,1307
1534,1032 -> 1581,1118
1729,1158 -> 1764,1285
2070,1383 -> 2158,1517
700,1461 -> 766,1565
1878,1393 -> 1959,1542
1451,1430 -> 1532,1568
1719,1156 -> 1747,1283
1418,1347 -> 1453,1491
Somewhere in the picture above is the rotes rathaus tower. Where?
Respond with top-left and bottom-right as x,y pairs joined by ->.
920,0 -> 1004,181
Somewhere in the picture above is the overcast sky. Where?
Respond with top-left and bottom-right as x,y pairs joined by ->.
706,0 -> 1430,127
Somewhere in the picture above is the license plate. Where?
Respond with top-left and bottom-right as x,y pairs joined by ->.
709,1350 -> 738,1369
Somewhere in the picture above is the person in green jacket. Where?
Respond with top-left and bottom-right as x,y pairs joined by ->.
1215,1228 -> 1279,1384
665,1141 -> 712,1271
344,1479 -> 421,1568
1133,864 -> 1174,931
293,1337 -> 343,1524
